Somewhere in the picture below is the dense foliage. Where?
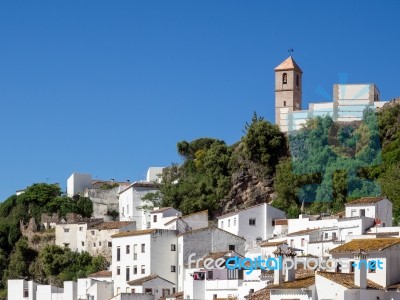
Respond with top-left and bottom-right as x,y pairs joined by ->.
0,183 -> 96,296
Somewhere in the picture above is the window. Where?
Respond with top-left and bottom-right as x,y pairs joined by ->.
24,289 -> 29,297
79,227 -> 83,231
126,245 -> 130,254
141,243 -> 145,253
108,242 -> 112,247
360,209 -> 365,217
99,241 -> 102,246
324,233 -> 328,239
63,243 -> 70,248
221,221 -> 224,229
283,101 -> 286,107
91,231 -> 95,235
332,232 -> 337,240
350,261 -> 355,273
369,261 -> 376,273
126,267 -> 130,281
64,228 -> 70,233
283,73 -> 288,84
117,247 -> 121,261
153,215 -> 157,222
171,265 -> 176,272
234,218 -> 236,226
141,265 -> 145,274
145,288 -> 152,294
228,219 -> 231,227
131,289 -> 135,293
93,242 -> 96,247
81,241 -> 85,246
301,238 -> 305,247
207,270 -> 213,280
171,244 -> 176,251
351,209 -> 356,217
117,267 -> 120,275
133,265 -> 137,274
228,245 -> 235,251
249,218 -> 256,226
134,244 -> 138,260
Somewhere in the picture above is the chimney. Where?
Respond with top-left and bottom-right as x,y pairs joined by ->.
273,248 -> 284,285
354,249 -> 368,289
285,248 -> 296,282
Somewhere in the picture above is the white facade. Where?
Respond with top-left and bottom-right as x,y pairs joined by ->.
146,167 -> 164,183
177,227 -> 246,292
118,182 -> 159,229
111,229 -> 178,296
217,203 -> 286,244
67,172 -> 92,197
150,208 -> 181,229
345,197 -> 392,227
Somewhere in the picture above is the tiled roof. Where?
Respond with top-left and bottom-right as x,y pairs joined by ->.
287,228 -> 320,236
89,270 -> 112,277
217,203 -> 266,219
317,271 -> 382,289
90,221 -> 134,230
260,240 -> 287,247
274,56 -> 302,72
345,197 -> 386,206
127,274 -> 174,286
330,238 -> 400,253
245,287 -> 270,300
111,229 -> 156,238
151,207 -> 174,214
268,275 -> 315,289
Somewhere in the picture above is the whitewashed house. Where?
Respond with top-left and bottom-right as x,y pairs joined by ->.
127,274 -> 175,298
118,182 -> 160,228
164,210 -> 209,234
217,203 -> 286,245
183,251 -> 244,300
150,207 -> 181,229
177,226 -> 246,292
111,229 -> 178,296
345,196 -> 392,227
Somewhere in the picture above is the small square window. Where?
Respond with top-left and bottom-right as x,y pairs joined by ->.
108,242 -> 112,247
79,227 -> 83,231
133,265 -> 137,274
171,244 -> 176,251
141,265 -> 145,274
249,218 -> 256,226
141,244 -> 145,253
171,266 -> 176,272
228,245 -> 235,251
81,241 -> 85,246
64,228 -> 70,233
117,267 -> 120,275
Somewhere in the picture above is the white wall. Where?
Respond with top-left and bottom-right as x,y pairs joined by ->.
67,173 -> 92,197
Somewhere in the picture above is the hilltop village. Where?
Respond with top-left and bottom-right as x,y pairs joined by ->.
8,57 -> 400,300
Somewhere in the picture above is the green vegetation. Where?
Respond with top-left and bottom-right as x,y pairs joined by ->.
0,183 -> 98,296
154,104 -> 400,222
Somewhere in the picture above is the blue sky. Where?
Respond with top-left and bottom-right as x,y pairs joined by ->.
0,1 -> 399,200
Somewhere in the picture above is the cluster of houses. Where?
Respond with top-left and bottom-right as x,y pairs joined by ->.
8,169 -> 400,300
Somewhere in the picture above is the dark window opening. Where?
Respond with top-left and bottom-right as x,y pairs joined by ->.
283,73 -> 288,84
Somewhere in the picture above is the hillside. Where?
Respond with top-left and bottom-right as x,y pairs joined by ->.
157,101 -> 400,222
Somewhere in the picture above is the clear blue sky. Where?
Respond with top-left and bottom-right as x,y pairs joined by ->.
0,1 -> 399,201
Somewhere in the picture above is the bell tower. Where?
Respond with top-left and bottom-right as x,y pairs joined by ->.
274,56 -> 303,132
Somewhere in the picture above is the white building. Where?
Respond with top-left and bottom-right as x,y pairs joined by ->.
345,196 -> 392,227
111,229 -> 178,296
163,210 -> 209,234
7,278 -> 113,300
150,207 -> 181,229
67,172 -> 92,197
118,182 -> 160,228
217,203 -> 286,245
55,219 -> 135,261
177,226 -> 246,292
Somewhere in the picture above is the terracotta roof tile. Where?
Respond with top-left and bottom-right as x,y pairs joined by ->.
330,238 -> 400,253
127,274 -> 174,286
317,271 -> 383,289
287,228 -> 320,236
345,197 -> 386,206
89,270 -> 112,277
274,56 -> 302,72
111,229 -> 157,238
90,221 -> 134,230
260,241 -> 287,247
